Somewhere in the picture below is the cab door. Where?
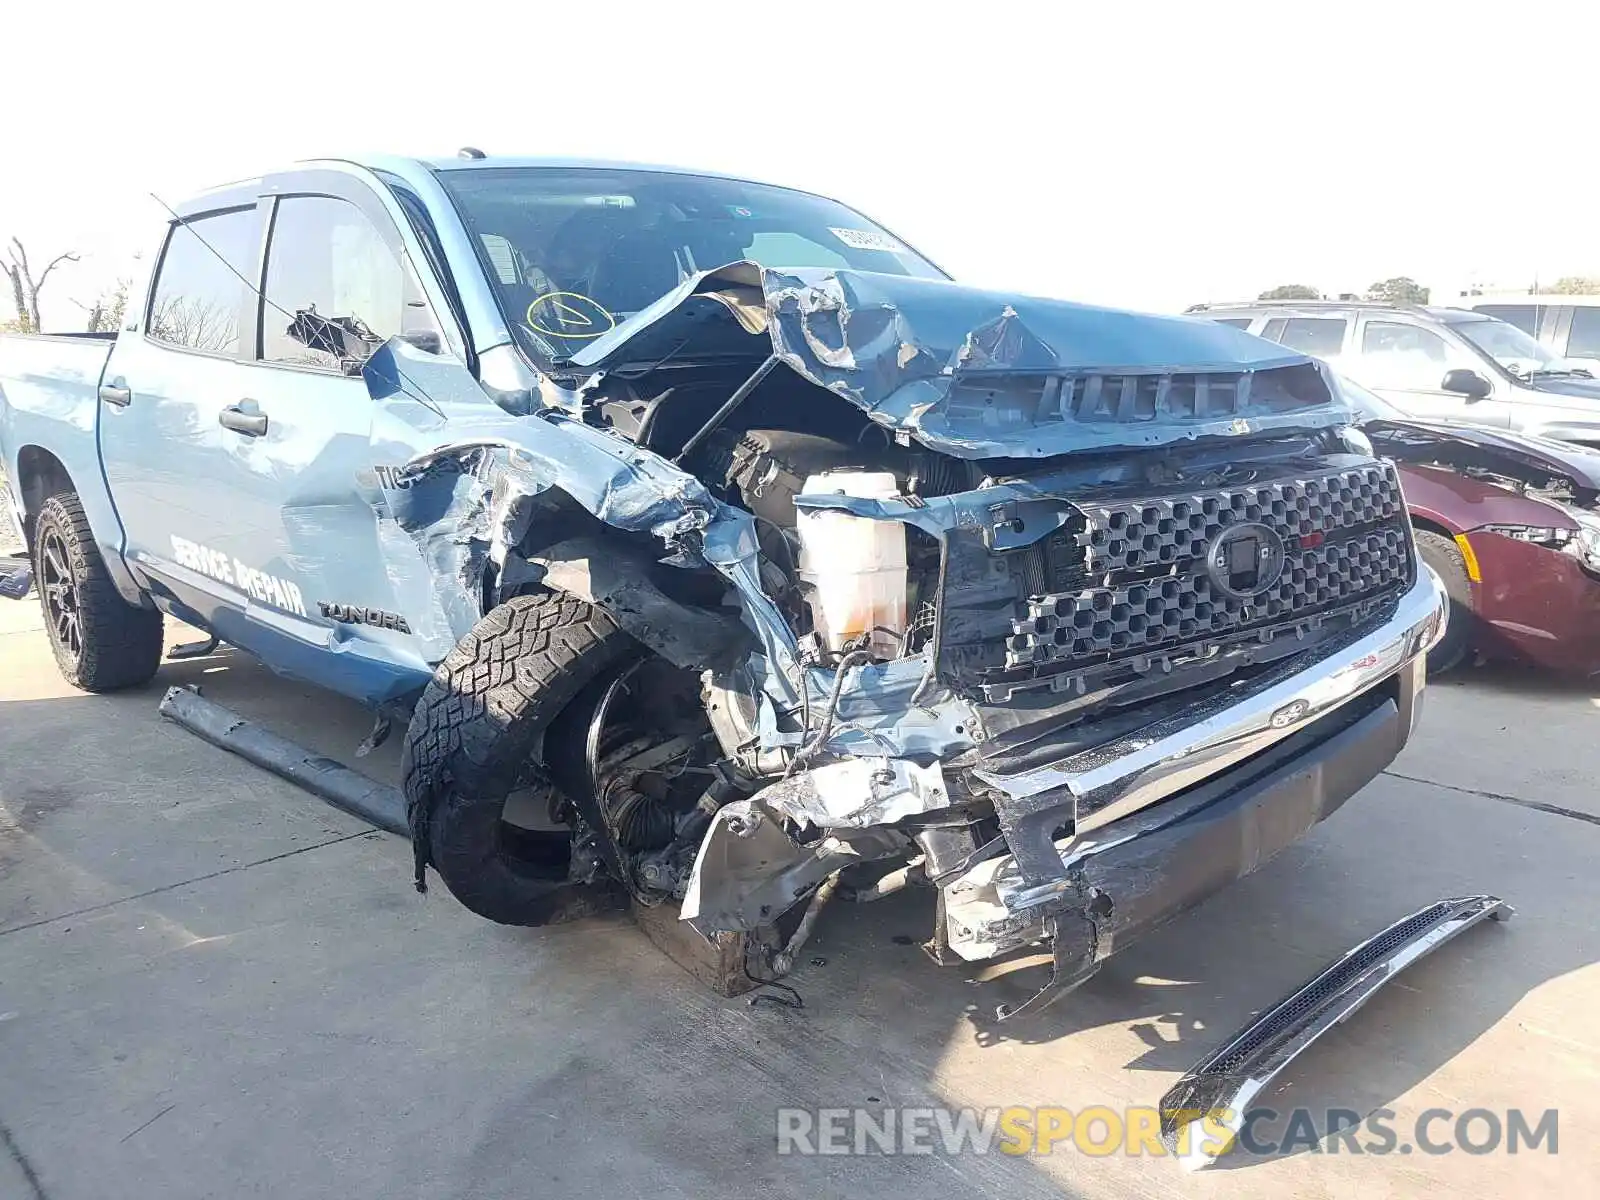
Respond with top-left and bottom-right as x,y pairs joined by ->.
98,201 -> 275,632
219,176 -> 452,703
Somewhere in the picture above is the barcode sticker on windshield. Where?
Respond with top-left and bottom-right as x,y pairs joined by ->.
829,227 -> 906,253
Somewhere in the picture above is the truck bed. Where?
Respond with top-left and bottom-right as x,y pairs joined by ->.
0,330 -> 121,567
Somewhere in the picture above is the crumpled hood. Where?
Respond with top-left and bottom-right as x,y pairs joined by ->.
1365,416 -> 1600,496
571,263 -> 1349,459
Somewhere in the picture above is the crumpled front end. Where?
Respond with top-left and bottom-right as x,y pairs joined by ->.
364,264 -> 1442,999
676,446 -> 1445,1009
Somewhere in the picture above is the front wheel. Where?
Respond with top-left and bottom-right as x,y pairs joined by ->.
1414,529 -> 1472,676
33,492 -> 164,692
401,592 -> 638,925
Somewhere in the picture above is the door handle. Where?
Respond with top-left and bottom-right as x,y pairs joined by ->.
219,404 -> 268,437
98,383 -> 132,407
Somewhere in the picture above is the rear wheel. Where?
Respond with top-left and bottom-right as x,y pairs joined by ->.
1414,529 -> 1472,676
33,492 -> 163,692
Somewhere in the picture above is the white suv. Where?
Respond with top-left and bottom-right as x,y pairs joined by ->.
1461,295 -> 1600,377
1189,300 -> 1600,446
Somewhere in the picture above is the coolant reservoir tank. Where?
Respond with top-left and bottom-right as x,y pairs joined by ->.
796,471 -> 908,659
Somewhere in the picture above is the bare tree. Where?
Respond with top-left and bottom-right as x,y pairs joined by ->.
148,294 -> 237,353
72,278 -> 132,333
3,237 -> 80,332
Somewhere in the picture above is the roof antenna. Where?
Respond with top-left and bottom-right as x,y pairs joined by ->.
458,146 -> 487,160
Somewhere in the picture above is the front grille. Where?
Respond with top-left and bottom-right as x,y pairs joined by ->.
1074,464 -> 1399,574
1012,527 -> 1408,665
937,460 -> 1413,693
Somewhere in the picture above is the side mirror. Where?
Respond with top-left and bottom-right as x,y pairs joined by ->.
1441,368 -> 1492,400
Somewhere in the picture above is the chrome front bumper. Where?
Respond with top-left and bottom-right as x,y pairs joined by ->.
942,568 -> 1447,968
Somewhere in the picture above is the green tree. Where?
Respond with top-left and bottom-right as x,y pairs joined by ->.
1366,276 -> 1429,305
1549,276 -> 1600,295
1258,283 -> 1322,300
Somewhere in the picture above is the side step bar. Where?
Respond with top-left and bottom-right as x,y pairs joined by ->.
1159,894 -> 1512,1170
158,686 -> 408,836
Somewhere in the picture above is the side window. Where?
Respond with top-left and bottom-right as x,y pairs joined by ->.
1209,317 -> 1254,329
1259,317 -> 1346,358
147,208 -> 258,355
1566,308 -> 1600,360
260,195 -> 437,371
1476,304 -> 1538,335
1357,321 -> 1453,390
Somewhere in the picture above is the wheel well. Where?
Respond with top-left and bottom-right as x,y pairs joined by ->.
14,445 -> 74,550
1408,514 -> 1458,542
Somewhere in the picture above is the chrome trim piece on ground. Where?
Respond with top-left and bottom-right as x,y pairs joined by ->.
1158,894 -> 1513,1170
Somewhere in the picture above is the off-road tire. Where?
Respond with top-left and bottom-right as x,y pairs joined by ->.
33,492 -> 163,692
1415,529 -> 1472,676
401,592 -> 637,925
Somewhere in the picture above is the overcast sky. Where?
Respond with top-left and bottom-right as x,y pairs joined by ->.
5,1 -> 1597,329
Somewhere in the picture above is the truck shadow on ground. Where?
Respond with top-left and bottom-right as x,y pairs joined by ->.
5,646 -> 1594,1178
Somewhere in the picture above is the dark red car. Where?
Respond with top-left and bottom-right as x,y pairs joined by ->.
1353,389 -> 1600,675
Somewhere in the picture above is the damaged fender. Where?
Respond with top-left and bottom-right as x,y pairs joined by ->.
518,536 -> 751,671
363,338 -> 984,763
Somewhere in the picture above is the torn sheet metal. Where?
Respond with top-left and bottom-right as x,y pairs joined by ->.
571,263 -> 1352,459
748,757 -> 952,828
364,339 -> 981,762
365,337 -> 791,654
679,798 -> 908,932
1158,895 -> 1513,1170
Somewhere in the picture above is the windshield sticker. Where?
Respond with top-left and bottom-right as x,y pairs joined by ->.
726,205 -> 755,218
525,292 -> 616,340
829,227 -> 906,253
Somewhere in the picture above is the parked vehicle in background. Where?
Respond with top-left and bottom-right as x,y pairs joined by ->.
1346,379 -> 1600,675
1460,295 -> 1600,378
1191,300 -> 1600,447
1,154 -> 1447,1014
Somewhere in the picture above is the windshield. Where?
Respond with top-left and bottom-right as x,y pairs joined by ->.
435,166 -> 946,360
1452,317 -> 1570,376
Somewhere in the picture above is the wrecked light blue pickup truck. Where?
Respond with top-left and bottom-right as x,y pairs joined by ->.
0,154 -> 1447,1014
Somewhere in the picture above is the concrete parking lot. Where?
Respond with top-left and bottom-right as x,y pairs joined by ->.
2,589 -> 1597,1198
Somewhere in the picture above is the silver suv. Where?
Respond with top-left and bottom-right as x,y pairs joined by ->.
1190,300 -> 1600,447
